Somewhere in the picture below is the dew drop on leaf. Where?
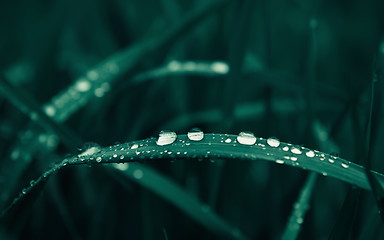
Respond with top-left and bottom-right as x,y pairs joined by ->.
187,128 -> 204,141
291,147 -> 302,155
225,138 -> 232,143
267,137 -> 280,147
236,132 -> 256,145
156,130 -> 177,146
96,156 -> 102,163
131,144 -> 139,149
341,162 -> 349,168
305,151 -> 315,158
275,159 -> 285,164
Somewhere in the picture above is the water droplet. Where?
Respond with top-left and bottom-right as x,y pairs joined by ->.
305,151 -> 315,158
291,148 -> 302,155
22,188 -> 27,194
120,155 -> 125,160
96,156 -> 102,162
236,132 -> 256,145
113,154 -> 118,158
30,180 -> 35,186
267,137 -> 280,147
188,128 -> 204,141
78,146 -> 101,157
322,172 -> 328,176
282,146 -> 289,151
133,169 -> 143,179
225,138 -> 232,143
341,163 -> 349,168
131,144 -> 139,149
156,130 -> 177,146
290,156 -> 298,161
328,158 -> 335,163
275,159 -> 285,164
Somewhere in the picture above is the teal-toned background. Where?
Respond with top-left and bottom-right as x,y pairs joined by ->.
1,0 -> 384,239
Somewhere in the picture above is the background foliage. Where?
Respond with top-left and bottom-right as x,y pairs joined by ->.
1,0 -> 384,239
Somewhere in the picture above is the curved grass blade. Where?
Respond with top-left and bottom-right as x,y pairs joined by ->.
3,133 -> 384,219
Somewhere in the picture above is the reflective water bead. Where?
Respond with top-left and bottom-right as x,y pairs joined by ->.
341,163 -> 349,168
236,132 -> 256,145
275,159 -> 285,164
282,146 -> 289,151
225,138 -> 232,143
187,128 -> 204,141
131,144 -> 139,149
305,151 -> 315,158
156,130 -> 177,146
291,148 -> 302,155
96,156 -> 102,163
267,137 -> 280,147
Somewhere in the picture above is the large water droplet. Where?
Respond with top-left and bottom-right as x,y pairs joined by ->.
267,137 -> 280,147
187,128 -> 204,141
236,132 -> 256,145
305,151 -> 315,158
156,130 -> 177,146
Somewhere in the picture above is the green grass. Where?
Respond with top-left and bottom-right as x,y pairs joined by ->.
1,0 -> 384,239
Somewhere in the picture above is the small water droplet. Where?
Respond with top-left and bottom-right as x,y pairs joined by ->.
275,159 -> 285,164
156,130 -> 177,146
341,163 -> 349,168
328,158 -> 335,163
225,138 -> 232,143
22,188 -> 27,194
322,172 -> 328,176
305,151 -> 315,158
113,154 -> 118,158
120,155 -> 125,160
290,156 -> 298,161
187,128 -> 204,141
267,137 -> 280,147
291,148 -> 302,155
236,132 -> 256,145
282,146 -> 289,151
30,180 -> 35,186
96,156 -> 102,162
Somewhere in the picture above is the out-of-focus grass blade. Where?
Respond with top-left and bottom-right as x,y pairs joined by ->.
110,163 -> 249,240
362,72 -> 384,221
281,173 -> 317,240
0,74 -> 81,150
